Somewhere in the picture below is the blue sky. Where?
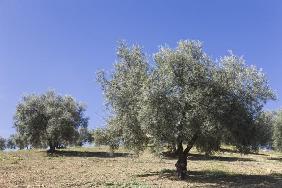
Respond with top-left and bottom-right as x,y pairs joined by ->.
0,0 -> 281,138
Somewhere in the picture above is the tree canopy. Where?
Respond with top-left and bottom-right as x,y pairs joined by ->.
97,40 -> 275,179
13,91 -> 89,152
97,42 -> 149,153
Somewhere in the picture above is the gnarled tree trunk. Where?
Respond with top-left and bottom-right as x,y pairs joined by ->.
175,152 -> 188,179
175,133 -> 198,179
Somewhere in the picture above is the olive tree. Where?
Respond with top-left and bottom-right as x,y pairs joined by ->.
97,42 -> 149,153
0,137 -> 5,150
254,111 -> 275,148
14,91 -> 88,152
273,110 -> 282,151
201,54 -> 275,154
97,40 -> 275,179
6,134 -> 17,149
6,133 -> 29,150
93,126 -> 120,151
75,127 -> 94,146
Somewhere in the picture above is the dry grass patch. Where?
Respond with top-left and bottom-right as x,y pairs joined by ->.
0,147 -> 281,187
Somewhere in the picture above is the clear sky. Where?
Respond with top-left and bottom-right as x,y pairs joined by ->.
0,0 -> 282,138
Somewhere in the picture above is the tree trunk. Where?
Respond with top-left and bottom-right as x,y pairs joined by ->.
175,152 -> 188,179
175,133 -> 198,179
48,142 -> 56,153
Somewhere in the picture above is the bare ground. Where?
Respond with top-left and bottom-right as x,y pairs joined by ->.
0,147 -> 281,187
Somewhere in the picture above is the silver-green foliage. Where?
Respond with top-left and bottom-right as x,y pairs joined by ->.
7,133 -> 28,149
6,134 -> 17,149
14,91 -> 88,151
0,137 -> 5,150
215,53 -> 275,152
253,111 -> 275,147
98,40 -> 275,154
97,42 -> 149,152
93,127 -> 119,151
273,110 -> 282,151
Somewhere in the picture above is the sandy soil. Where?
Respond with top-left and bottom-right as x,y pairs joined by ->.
0,147 -> 281,187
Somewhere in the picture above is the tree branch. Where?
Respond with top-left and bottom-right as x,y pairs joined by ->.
183,133 -> 198,155
176,138 -> 183,154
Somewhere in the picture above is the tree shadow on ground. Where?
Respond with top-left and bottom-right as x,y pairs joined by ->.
136,169 -> 282,187
219,148 -> 268,156
267,157 -> 282,162
45,150 -> 130,158
188,153 -> 255,162
162,152 -> 255,162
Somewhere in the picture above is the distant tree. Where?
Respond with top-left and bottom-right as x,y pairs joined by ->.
273,110 -> 282,151
97,40 -> 275,179
14,91 -> 89,152
0,137 -> 5,150
5,133 -> 28,150
75,127 -> 94,146
14,133 -> 29,149
254,111 -> 275,148
93,126 -> 120,152
6,134 -> 17,149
